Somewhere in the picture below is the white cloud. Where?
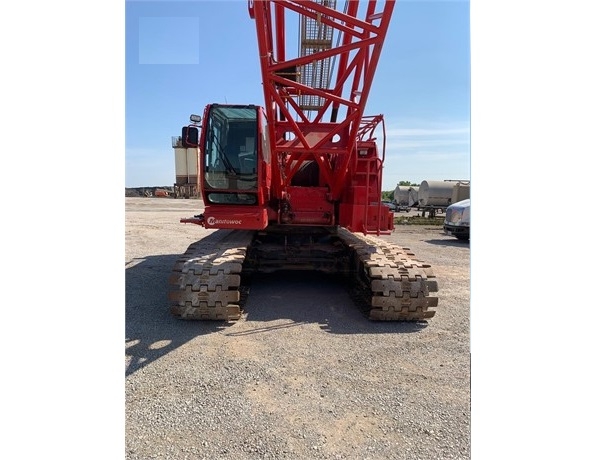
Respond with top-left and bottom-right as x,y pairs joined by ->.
386,139 -> 469,149
377,119 -> 471,189
386,127 -> 470,137
379,119 -> 470,153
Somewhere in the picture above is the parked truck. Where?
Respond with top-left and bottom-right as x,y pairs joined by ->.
443,198 -> 470,240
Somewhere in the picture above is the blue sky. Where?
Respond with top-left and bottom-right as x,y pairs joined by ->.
125,0 -> 471,190
3,1 -> 600,456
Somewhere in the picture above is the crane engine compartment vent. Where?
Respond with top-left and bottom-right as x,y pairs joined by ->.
298,0 -> 336,112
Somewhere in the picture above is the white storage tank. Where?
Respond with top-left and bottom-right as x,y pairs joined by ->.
418,180 -> 470,207
452,181 -> 470,203
173,147 -> 187,185
408,186 -> 419,207
393,186 -> 411,206
186,147 -> 198,184
173,141 -> 199,186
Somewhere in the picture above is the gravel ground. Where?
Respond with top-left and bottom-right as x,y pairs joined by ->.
125,197 -> 470,459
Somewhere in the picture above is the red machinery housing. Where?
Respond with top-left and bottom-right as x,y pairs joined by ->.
182,0 -> 395,235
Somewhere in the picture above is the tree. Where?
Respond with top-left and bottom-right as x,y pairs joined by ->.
381,190 -> 394,201
397,180 -> 418,186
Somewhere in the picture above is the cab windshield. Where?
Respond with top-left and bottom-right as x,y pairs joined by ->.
204,106 -> 258,204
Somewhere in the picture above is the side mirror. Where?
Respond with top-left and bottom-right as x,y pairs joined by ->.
182,126 -> 199,147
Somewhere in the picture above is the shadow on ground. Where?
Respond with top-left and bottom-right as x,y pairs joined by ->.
126,256 -> 429,376
239,271 -> 428,336
125,254 -> 229,376
424,238 -> 470,247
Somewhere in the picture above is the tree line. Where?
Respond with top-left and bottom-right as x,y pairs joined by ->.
381,180 -> 419,201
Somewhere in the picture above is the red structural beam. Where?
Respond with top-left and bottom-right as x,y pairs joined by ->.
249,0 -> 395,199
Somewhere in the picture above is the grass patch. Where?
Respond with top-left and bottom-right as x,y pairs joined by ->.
395,216 -> 445,226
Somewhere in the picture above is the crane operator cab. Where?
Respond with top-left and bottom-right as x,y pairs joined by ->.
202,105 -> 259,204
180,104 -> 272,230
181,104 -> 269,209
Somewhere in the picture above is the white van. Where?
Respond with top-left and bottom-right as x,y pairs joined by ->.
443,199 -> 470,240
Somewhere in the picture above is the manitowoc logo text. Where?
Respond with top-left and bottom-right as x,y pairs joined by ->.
207,217 -> 242,226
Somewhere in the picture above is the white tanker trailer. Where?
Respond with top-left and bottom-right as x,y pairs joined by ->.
416,180 -> 470,217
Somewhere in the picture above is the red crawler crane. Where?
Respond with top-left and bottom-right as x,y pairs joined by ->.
170,0 -> 439,321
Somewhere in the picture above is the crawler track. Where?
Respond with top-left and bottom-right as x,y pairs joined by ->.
169,227 -> 439,322
168,229 -> 255,321
337,228 -> 439,321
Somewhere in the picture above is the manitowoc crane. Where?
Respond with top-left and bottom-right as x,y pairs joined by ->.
169,0 -> 439,321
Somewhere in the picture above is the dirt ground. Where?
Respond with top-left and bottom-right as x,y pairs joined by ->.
125,197 -> 470,459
